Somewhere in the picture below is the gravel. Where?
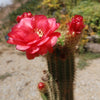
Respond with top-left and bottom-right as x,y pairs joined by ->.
0,44 -> 100,100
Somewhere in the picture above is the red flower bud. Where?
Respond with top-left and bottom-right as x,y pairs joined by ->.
38,82 -> 45,90
16,12 -> 33,23
23,12 -> 28,18
67,15 -> 85,35
16,15 -> 23,23
27,12 -> 33,17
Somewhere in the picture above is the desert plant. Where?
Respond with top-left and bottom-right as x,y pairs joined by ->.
7,13 -> 85,100
71,1 -> 100,35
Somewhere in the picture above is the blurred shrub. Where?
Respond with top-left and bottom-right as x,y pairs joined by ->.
78,25 -> 96,53
38,0 -> 60,10
71,1 -> 100,35
13,0 -> 23,3
9,0 -> 42,23
37,0 -> 69,21
59,14 -> 71,29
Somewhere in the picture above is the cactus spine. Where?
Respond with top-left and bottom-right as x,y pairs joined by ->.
47,45 -> 75,100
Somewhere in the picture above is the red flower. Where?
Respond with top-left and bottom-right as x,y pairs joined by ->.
7,15 -> 60,59
67,15 -> 85,35
16,12 -> 33,23
38,82 -> 45,90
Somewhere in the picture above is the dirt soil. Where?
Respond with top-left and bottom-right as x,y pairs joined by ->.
0,43 -> 100,100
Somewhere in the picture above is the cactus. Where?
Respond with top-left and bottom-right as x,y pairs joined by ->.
38,15 -> 85,100
6,11 -> 84,100
47,40 -> 76,100
47,46 -> 75,100
39,70 -> 60,100
39,33 -> 83,100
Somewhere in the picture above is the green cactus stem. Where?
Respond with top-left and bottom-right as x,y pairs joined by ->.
39,30 -> 83,100
46,32 -> 82,100
47,45 -> 75,100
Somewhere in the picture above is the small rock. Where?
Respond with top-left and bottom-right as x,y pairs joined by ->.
86,35 -> 100,43
84,43 -> 100,53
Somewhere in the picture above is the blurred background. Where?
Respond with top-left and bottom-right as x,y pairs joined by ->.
0,0 -> 100,100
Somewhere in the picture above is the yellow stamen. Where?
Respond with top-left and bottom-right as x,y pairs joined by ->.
36,29 -> 44,37
72,32 -> 75,36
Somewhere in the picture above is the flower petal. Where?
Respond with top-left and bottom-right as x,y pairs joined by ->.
50,32 -> 61,37
16,45 -> 30,51
26,47 -> 39,54
48,18 -> 60,32
50,36 -> 58,47
8,19 -> 39,43
7,37 -> 25,45
26,52 -> 39,60
32,15 -> 49,34
17,18 -> 33,29
38,46 -> 48,55
37,37 -> 49,46
46,36 -> 57,47
46,32 -> 61,47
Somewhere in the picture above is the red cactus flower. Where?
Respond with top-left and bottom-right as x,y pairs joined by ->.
7,15 -> 61,59
67,15 -> 85,35
16,12 -> 33,23
38,82 -> 45,90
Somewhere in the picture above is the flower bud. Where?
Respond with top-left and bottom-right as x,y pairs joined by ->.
16,12 -> 33,23
38,82 -> 45,90
67,15 -> 85,36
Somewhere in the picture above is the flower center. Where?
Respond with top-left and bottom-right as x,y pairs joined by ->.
36,29 -> 44,38
72,32 -> 75,35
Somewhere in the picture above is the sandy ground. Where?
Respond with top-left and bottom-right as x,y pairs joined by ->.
0,43 -> 100,100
